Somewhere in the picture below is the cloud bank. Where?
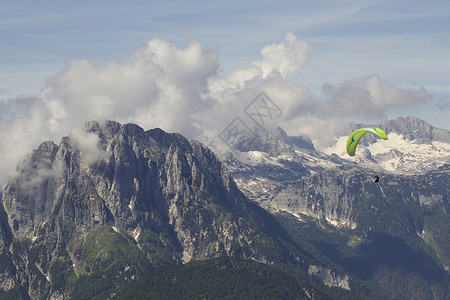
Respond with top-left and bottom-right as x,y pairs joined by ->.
0,32 -> 432,184
320,74 -> 432,119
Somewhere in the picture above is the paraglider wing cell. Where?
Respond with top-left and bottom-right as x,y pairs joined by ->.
346,127 -> 388,156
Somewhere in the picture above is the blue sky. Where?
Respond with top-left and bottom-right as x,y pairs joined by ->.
1,0 -> 449,130
2,1 -> 450,90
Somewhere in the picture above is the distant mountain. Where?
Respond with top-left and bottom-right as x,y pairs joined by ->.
324,116 -> 450,174
381,116 -> 450,142
228,116 -> 450,184
226,116 -> 450,300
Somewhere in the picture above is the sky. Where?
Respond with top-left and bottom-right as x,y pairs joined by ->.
1,0 -> 449,183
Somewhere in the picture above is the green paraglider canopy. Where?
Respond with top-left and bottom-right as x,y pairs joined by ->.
346,127 -> 388,156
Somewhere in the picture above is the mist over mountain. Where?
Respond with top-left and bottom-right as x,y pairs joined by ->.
0,116 -> 448,299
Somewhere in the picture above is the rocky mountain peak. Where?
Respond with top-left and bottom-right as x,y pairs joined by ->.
381,115 -> 434,140
234,126 -> 296,157
0,120 -> 307,299
3,120 -> 246,240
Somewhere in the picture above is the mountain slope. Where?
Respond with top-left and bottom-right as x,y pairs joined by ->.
226,116 -> 450,300
112,256 -> 380,300
0,117 -> 448,299
112,256 -> 308,300
0,120 -> 342,299
267,166 -> 449,299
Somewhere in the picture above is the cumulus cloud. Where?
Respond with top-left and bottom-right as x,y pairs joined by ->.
0,33 -> 434,184
319,74 -> 433,119
253,32 -> 310,78
0,97 -> 53,184
41,37 -> 219,138
208,32 -> 310,95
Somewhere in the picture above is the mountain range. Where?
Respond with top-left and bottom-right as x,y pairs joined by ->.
0,116 -> 448,299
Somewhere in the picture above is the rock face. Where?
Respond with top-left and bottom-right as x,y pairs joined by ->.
258,166 -> 449,233
308,265 -> 350,290
381,116 -> 450,142
236,167 -> 450,300
0,121 -> 300,299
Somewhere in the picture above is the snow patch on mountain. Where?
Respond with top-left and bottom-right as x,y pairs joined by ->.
322,136 -> 348,158
238,151 -> 285,167
322,132 -> 450,174
293,150 -> 341,170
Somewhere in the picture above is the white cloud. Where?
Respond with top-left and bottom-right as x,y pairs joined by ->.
41,38 -> 219,138
0,97 -> 52,184
252,32 -> 310,78
319,74 -> 432,119
69,128 -> 105,164
280,114 -> 347,150
0,33 -> 435,185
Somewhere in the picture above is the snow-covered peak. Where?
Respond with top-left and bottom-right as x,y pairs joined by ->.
226,116 -> 450,177
323,132 -> 450,174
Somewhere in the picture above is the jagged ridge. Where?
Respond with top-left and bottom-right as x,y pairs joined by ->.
0,120 -> 305,299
